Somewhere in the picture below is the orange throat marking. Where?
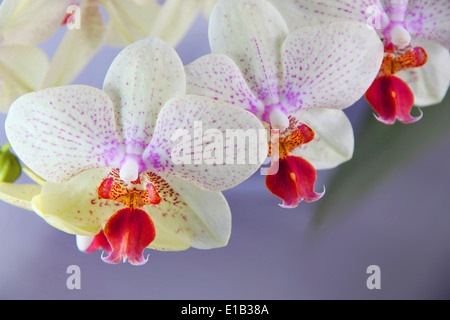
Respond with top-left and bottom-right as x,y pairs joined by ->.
97,174 -> 162,208
379,46 -> 428,77
268,119 -> 315,159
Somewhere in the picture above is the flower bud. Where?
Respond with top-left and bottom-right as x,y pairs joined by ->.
0,143 -> 22,183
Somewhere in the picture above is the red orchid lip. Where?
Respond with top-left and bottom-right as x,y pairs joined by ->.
365,75 -> 422,125
265,155 -> 324,208
102,207 -> 156,266
96,172 -> 162,265
82,230 -> 112,254
366,46 -> 427,125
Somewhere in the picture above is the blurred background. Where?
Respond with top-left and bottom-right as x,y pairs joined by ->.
0,9 -> 450,300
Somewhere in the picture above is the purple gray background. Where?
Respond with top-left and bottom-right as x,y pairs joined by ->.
1,13 -> 450,300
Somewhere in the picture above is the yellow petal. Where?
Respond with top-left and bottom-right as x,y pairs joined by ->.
147,222 -> 191,251
30,167 -> 113,236
0,182 -> 41,211
142,172 -> 232,250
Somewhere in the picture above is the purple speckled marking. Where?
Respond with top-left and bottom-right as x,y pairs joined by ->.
280,22 -> 382,113
142,94 -> 266,192
271,0 -> 449,49
405,0 -> 450,48
207,0 -> 289,107
186,54 -> 266,118
186,0 -> 382,124
5,86 -> 124,183
272,0 -> 381,26
103,37 -> 186,156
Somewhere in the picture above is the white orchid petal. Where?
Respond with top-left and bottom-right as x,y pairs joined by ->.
30,167 -> 116,236
102,0 -> 161,47
42,0 -> 105,88
143,94 -> 267,191
209,0 -> 289,104
269,0 -> 381,30
143,172 -> 231,250
185,53 -> 265,116
76,235 -> 95,252
405,0 -> 450,49
0,182 -> 41,211
5,86 -> 124,183
0,43 -> 49,112
397,39 -> 450,107
103,37 -> 186,155
290,108 -> 354,170
280,21 -> 383,112
0,0 -> 73,45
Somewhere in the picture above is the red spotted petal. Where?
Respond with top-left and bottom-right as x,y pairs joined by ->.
296,124 -> 315,145
102,208 -> 156,266
393,47 -> 428,74
365,75 -> 422,125
83,230 -> 112,254
97,177 -> 123,200
265,155 -> 324,208
145,184 -> 162,205
380,47 -> 428,76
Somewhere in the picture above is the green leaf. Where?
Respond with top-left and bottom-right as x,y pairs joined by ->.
313,91 -> 450,227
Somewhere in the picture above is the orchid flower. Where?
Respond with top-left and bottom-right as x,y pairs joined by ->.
270,0 -> 450,125
5,37 -> 266,265
0,0 -> 219,210
185,0 -> 383,208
